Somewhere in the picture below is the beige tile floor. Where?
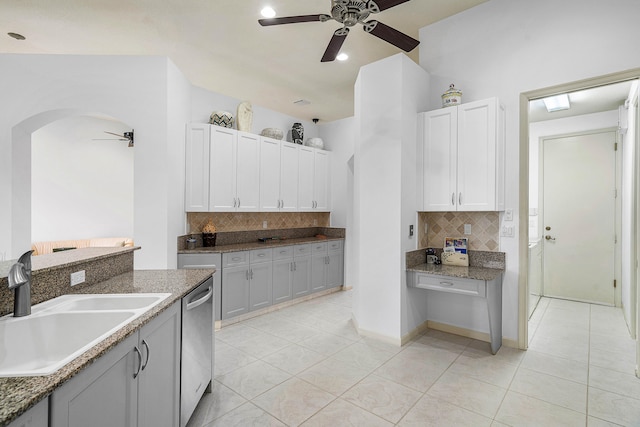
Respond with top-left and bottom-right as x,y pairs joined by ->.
187,291 -> 639,426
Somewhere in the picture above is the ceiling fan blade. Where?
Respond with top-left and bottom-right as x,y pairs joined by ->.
93,138 -> 127,141
321,28 -> 349,62
363,20 -> 419,52
259,14 -> 329,26
367,0 -> 411,13
104,131 -> 125,138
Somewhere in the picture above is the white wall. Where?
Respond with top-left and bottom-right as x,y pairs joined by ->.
191,86 -> 319,142
419,0 -> 640,341
31,115 -> 134,242
352,54 -> 429,343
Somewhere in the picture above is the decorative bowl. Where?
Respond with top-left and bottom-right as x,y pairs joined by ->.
260,128 -> 284,140
305,137 -> 324,149
210,111 -> 234,128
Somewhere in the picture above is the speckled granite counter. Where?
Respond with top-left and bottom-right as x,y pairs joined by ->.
407,263 -> 503,281
0,268 -> 214,427
179,236 -> 344,254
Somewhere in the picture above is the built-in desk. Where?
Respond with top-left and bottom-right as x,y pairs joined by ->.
405,249 -> 505,355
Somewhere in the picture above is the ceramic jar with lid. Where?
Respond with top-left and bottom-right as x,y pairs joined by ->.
442,84 -> 462,108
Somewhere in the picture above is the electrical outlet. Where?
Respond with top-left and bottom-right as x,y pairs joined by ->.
464,224 -> 472,235
409,224 -> 414,237
262,221 -> 268,229
70,270 -> 86,286
501,226 -> 514,237
314,219 -> 318,226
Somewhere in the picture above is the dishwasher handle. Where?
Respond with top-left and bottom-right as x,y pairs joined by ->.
186,285 -> 213,311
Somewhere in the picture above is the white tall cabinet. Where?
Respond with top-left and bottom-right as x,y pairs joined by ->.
259,137 -> 299,211
298,147 -> 330,211
419,98 -> 505,211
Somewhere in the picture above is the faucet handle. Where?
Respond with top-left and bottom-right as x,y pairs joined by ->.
8,250 -> 33,289
17,250 -> 33,275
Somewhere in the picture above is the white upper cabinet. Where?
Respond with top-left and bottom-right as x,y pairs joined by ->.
298,146 -> 330,211
186,123 -> 330,212
419,98 -> 505,212
185,123 -> 211,212
259,137 -> 299,211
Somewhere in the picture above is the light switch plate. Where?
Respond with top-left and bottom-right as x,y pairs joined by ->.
505,209 -> 513,221
262,221 -> 268,229
70,270 -> 86,286
464,224 -> 471,235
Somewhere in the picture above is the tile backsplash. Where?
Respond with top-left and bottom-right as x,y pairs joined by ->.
418,211 -> 500,251
187,212 -> 331,233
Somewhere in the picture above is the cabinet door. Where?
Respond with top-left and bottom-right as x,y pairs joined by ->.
421,109 -> 457,211
236,132 -> 260,211
313,150 -> 330,211
292,255 -> 311,297
310,254 -> 327,293
259,137 -> 282,211
185,123 -> 210,212
457,98 -> 497,211
137,303 -> 181,427
249,261 -> 273,311
222,265 -> 250,319
280,143 -> 299,211
326,250 -> 344,288
297,147 -> 315,211
50,334 -> 138,427
272,258 -> 293,303
210,127 -> 237,211
8,398 -> 48,427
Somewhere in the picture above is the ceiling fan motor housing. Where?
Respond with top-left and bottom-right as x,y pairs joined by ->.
331,0 -> 370,26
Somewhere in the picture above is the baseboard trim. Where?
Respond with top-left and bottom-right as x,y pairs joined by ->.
426,321 -> 518,349
401,320 -> 430,346
351,314 -> 402,346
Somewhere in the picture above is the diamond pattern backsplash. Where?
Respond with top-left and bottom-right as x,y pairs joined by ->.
187,212 -> 331,233
418,211 -> 500,251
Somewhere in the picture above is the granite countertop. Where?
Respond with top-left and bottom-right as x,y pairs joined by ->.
0,268 -> 214,427
30,246 -> 140,273
179,236 -> 344,254
407,263 -> 504,281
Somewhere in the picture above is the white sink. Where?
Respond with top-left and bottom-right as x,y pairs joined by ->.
0,293 -> 170,377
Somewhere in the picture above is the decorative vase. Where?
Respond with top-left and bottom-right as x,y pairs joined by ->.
202,233 -> 217,247
305,137 -> 324,149
210,111 -> 234,128
442,84 -> 462,108
292,122 -> 304,145
260,128 -> 284,140
237,101 -> 253,132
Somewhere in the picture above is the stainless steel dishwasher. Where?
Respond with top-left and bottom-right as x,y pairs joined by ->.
181,276 -> 214,427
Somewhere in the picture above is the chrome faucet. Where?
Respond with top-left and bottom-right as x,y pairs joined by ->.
7,250 -> 34,317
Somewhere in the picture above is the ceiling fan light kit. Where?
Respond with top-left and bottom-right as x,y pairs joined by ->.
258,0 -> 419,62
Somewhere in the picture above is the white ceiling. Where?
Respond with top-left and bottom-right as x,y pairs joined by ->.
529,80 -> 636,123
0,0 -> 487,122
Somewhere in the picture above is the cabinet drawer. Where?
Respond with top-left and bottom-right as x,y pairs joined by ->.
414,274 -> 486,297
251,248 -> 272,263
178,253 -> 220,269
328,240 -> 343,252
223,251 -> 249,267
273,246 -> 294,260
294,244 -> 312,257
311,242 -> 328,254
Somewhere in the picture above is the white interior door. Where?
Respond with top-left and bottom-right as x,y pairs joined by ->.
542,130 -> 616,305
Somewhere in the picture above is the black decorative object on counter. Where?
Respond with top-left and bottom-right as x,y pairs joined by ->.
202,233 -> 217,247
292,122 -> 304,145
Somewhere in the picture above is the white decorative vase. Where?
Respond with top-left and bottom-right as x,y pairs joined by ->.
237,101 -> 253,132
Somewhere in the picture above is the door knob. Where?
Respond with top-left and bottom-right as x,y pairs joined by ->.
545,235 -> 556,241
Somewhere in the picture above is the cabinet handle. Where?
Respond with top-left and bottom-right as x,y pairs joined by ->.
233,198 -> 237,208
258,253 -> 265,257
133,346 -> 142,379
246,270 -> 249,280
294,262 -> 297,271
290,262 -> 293,272
459,193 -> 462,206
250,269 -> 254,279
141,339 -> 150,371
238,198 -> 241,208
439,281 -> 455,287
451,193 -> 455,206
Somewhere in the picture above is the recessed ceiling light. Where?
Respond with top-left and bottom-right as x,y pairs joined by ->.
542,94 -> 571,112
8,32 -> 26,40
261,6 -> 276,18
336,53 -> 349,61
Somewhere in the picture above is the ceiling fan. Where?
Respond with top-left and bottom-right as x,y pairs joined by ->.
258,0 -> 419,62
93,130 -> 134,147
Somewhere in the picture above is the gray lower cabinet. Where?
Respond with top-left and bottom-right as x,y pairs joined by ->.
249,261 -> 272,311
50,302 -> 181,427
177,253 -> 222,321
292,244 -> 312,297
272,247 -> 294,303
221,249 -> 273,319
7,397 -> 48,427
326,241 -> 344,289
221,264 -> 250,319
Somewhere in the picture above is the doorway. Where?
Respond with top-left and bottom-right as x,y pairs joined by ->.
519,71 -> 640,362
